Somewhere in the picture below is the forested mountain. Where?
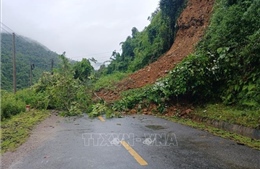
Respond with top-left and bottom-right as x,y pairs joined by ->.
97,0 -> 260,108
1,33 -> 60,90
100,0 -> 185,74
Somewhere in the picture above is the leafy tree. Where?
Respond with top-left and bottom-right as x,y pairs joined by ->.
73,58 -> 93,82
131,27 -> 139,38
110,0 -> 259,110
32,53 -> 93,116
197,0 -> 260,107
100,0 -> 185,75
146,0 -> 260,108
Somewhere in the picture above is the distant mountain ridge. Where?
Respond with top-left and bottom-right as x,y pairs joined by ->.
19,36 -> 51,51
1,33 -> 60,90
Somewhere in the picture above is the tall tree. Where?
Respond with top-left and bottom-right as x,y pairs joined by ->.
73,58 -> 93,82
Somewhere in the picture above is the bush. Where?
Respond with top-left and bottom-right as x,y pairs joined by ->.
15,88 -> 49,110
88,103 -> 107,118
148,0 -> 260,108
1,91 -> 26,120
93,72 -> 128,91
33,71 -> 92,116
107,0 -> 260,112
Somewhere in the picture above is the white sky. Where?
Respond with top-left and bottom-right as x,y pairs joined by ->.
1,0 -> 159,63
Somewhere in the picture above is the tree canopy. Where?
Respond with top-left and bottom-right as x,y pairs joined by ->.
101,0 -> 186,75
1,33 -> 60,90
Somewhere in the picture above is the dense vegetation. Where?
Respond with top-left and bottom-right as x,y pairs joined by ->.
1,33 -> 60,90
99,0 -> 185,74
1,54 -> 94,120
1,53 -> 95,153
1,110 -> 50,153
1,0 -> 259,152
1,0 -> 259,123
110,0 -> 260,112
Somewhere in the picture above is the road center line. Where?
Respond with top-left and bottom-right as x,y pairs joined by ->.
120,141 -> 148,166
98,116 -> 105,122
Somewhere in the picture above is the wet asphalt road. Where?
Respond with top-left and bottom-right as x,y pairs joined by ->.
8,115 -> 260,169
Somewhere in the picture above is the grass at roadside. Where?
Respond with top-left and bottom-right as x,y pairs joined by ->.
161,116 -> 260,150
0,110 -> 50,154
192,104 -> 260,129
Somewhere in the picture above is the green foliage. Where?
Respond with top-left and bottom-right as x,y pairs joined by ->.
111,0 -> 260,112
88,103 -> 122,119
163,115 -> 260,150
1,54 -> 93,119
193,104 -> 260,129
1,110 -> 50,153
151,0 -> 260,108
113,86 -> 167,114
32,54 -> 94,116
198,0 -> 260,107
1,91 -> 26,120
170,0 -> 260,107
15,88 -> 49,110
101,0 -> 185,75
1,33 -> 60,91
151,53 -> 215,102
114,88 -> 147,111
88,103 -> 107,118
34,73 -> 92,116
160,0 -> 186,32
1,88 -> 50,120
45,74 -> 81,111
93,72 -> 128,91
73,58 -> 93,82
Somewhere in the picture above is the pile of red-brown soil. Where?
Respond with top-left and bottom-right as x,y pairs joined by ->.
126,102 -> 194,118
96,0 -> 215,103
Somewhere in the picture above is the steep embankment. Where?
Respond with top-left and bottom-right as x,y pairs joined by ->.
97,0 -> 215,102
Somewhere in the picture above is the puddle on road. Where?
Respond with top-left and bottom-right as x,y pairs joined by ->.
145,125 -> 165,130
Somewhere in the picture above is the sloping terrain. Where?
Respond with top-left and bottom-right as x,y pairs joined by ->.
97,0 -> 215,102
1,33 -> 60,90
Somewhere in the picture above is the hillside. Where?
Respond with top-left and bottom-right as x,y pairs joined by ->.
1,0 -> 259,156
1,33 -> 60,90
1,0 -> 259,158
97,0 -> 215,102
96,0 -> 259,110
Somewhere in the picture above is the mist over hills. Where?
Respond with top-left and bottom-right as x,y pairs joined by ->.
1,33 -> 60,90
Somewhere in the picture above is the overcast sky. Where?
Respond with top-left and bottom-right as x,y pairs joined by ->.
1,0 -> 159,63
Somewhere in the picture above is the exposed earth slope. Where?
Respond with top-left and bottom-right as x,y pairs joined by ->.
97,0 -> 215,102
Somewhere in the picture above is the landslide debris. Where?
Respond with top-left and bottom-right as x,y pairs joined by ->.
97,0 -> 215,103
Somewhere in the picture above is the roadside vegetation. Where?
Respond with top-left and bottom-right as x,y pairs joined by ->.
193,104 -> 260,129
108,0 -> 260,114
1,0 -> 259,153
93,72 -> 128,91
1,54 -> 93,120
1,54 -> 94,153
0,110 -> 50,154
93,0 -> 260,148
163,115 -> 260,150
